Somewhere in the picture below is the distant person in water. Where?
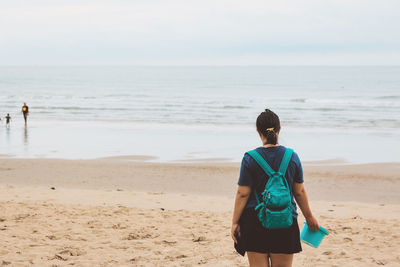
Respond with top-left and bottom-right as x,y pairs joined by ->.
22,102 -> 29,126
5,113 -> 11,128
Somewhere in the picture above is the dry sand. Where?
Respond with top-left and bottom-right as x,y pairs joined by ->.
0,158 -> 399,266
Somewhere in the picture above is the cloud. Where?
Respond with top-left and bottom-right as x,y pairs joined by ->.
0,0 -> 399,65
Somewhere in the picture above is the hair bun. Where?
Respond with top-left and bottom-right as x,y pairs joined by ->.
256,109 -> 280,145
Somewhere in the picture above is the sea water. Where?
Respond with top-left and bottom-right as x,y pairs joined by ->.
0,66 -> 399,163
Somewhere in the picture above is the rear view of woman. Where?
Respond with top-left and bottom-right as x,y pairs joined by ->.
231,109 -> 319,267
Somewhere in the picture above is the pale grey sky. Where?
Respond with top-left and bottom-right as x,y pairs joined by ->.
1,0 -> 399,65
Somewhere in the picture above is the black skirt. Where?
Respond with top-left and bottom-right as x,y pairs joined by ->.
234,208 -> 302,256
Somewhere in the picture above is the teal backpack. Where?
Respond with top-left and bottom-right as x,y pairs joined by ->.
247,148 -> 294,229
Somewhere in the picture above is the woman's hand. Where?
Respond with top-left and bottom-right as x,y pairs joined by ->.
231,223 -> 240,244
305,215 -> 319,231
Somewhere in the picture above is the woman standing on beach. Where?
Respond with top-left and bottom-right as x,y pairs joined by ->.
231,109 -> 319,267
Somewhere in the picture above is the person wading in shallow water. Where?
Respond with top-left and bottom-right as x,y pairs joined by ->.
22,102 -> 29,126
231,108 -> 319,267
5,113 -> 11,128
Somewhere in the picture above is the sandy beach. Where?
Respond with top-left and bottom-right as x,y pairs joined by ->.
2,0 -> 400,266
0,158 -> 399,266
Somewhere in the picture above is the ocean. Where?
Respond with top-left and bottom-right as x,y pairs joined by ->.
1,66 -> 399,163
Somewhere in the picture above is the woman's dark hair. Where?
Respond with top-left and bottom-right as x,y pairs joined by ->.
256,109 -> 281,145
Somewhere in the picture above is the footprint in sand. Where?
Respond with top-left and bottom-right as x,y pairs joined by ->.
198,259 -> 208,264
162,240 -> 177,245
52,254 -> 68,261
176,255 -> 187,259
125,232 -> 153,240
112,223 -> 128,230
13,214 -> 31,222
46,235 -> 57,240
56,246 -> 86,258
372,258 -> 387,265
192,236 -> 206,242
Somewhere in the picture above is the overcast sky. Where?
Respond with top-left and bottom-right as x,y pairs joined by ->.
1,0 -> 399,65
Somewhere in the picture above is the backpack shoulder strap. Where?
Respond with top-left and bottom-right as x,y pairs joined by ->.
278,148 -> 294,176
247,150 -> 275,177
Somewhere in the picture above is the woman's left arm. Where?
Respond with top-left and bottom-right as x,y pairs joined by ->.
231,185 -> 251,243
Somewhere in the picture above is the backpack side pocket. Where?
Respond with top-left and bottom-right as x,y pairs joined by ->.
264,205 -> 293,229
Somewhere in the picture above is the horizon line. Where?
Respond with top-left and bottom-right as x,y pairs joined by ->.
1,64 -> 400,67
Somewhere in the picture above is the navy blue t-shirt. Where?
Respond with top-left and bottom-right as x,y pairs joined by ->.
237,146 -> 304,218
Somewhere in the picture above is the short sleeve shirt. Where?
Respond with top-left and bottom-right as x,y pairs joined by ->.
237,146 -> 304,218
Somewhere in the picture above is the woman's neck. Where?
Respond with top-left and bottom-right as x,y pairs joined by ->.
262,143 -> 280,148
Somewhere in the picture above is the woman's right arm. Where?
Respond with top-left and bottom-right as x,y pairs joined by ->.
231,185 -> 251,243
293,182 -> 319,231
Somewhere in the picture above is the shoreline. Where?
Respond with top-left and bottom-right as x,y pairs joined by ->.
1,149 -> 399,166
2,120 -> 399,163
2,153 -> 400,164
